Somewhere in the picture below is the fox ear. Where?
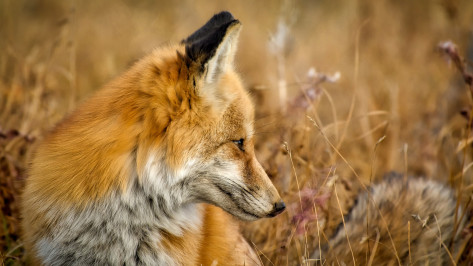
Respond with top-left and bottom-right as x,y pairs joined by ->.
183,11 -> 241,85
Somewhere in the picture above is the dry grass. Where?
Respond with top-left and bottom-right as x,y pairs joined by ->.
1,0 -> 473,265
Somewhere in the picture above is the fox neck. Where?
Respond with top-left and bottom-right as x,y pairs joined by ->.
122,153 -> 203,236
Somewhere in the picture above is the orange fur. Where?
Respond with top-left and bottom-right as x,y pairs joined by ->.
198,204 -> 260,265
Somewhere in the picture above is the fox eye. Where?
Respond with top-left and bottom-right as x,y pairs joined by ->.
232,138 -> 245,152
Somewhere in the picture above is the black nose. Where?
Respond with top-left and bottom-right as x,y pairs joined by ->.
267,200 -> 286,217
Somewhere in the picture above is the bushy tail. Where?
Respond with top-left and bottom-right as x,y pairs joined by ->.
314,173 -> 466,265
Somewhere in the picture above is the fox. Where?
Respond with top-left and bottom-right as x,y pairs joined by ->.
21,11 -> 286,265
313,173 -> 466,265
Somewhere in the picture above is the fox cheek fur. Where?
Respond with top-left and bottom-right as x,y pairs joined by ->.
189,139 -> 284,221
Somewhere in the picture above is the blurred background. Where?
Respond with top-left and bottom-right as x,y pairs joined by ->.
1,0 -> 473,264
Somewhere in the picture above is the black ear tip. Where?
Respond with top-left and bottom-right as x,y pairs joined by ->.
210,11 -> 239,28
213,11 -> 235,22
182,11 -> 239,46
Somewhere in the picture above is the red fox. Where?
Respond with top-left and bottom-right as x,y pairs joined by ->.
314,173 -> 466,265
21,11 -> 285,265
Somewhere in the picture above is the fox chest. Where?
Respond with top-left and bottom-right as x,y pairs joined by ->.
35,193 -> 203,265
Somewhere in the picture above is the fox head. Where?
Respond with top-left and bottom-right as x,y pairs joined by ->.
130,11 -> 285,221
27,12 -> 284,222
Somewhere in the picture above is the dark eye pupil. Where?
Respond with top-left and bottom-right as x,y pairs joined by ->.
233,139 -> 245,151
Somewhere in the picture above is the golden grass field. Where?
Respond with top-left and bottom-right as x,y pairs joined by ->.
1,0 -> 473,265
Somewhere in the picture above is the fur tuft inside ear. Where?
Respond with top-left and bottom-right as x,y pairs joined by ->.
182,11 -> 242,115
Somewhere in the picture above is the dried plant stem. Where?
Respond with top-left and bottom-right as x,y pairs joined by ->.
284,143 -> 309,262
441,240 -> 457,265
452,105 -> 472,247
369,136 -> 386,181
250,241 -> 270,266
314,206 -> 322,266
322,88 -> 340,141
438,41 -> 473,249
283,225 -> 299,265
366,135 -> 386,259
308,116 -> 360,180
434,215 -> 443,255
334,184 -> 356,265
335,19 -> 370,157
412,219 -> 456,265
408,221 -> 412,265
367,229 -> 380,266
438,41 -> 473,96
350,120 -> 388,142
277,52 -> 287,114
403,143 -> 408,184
